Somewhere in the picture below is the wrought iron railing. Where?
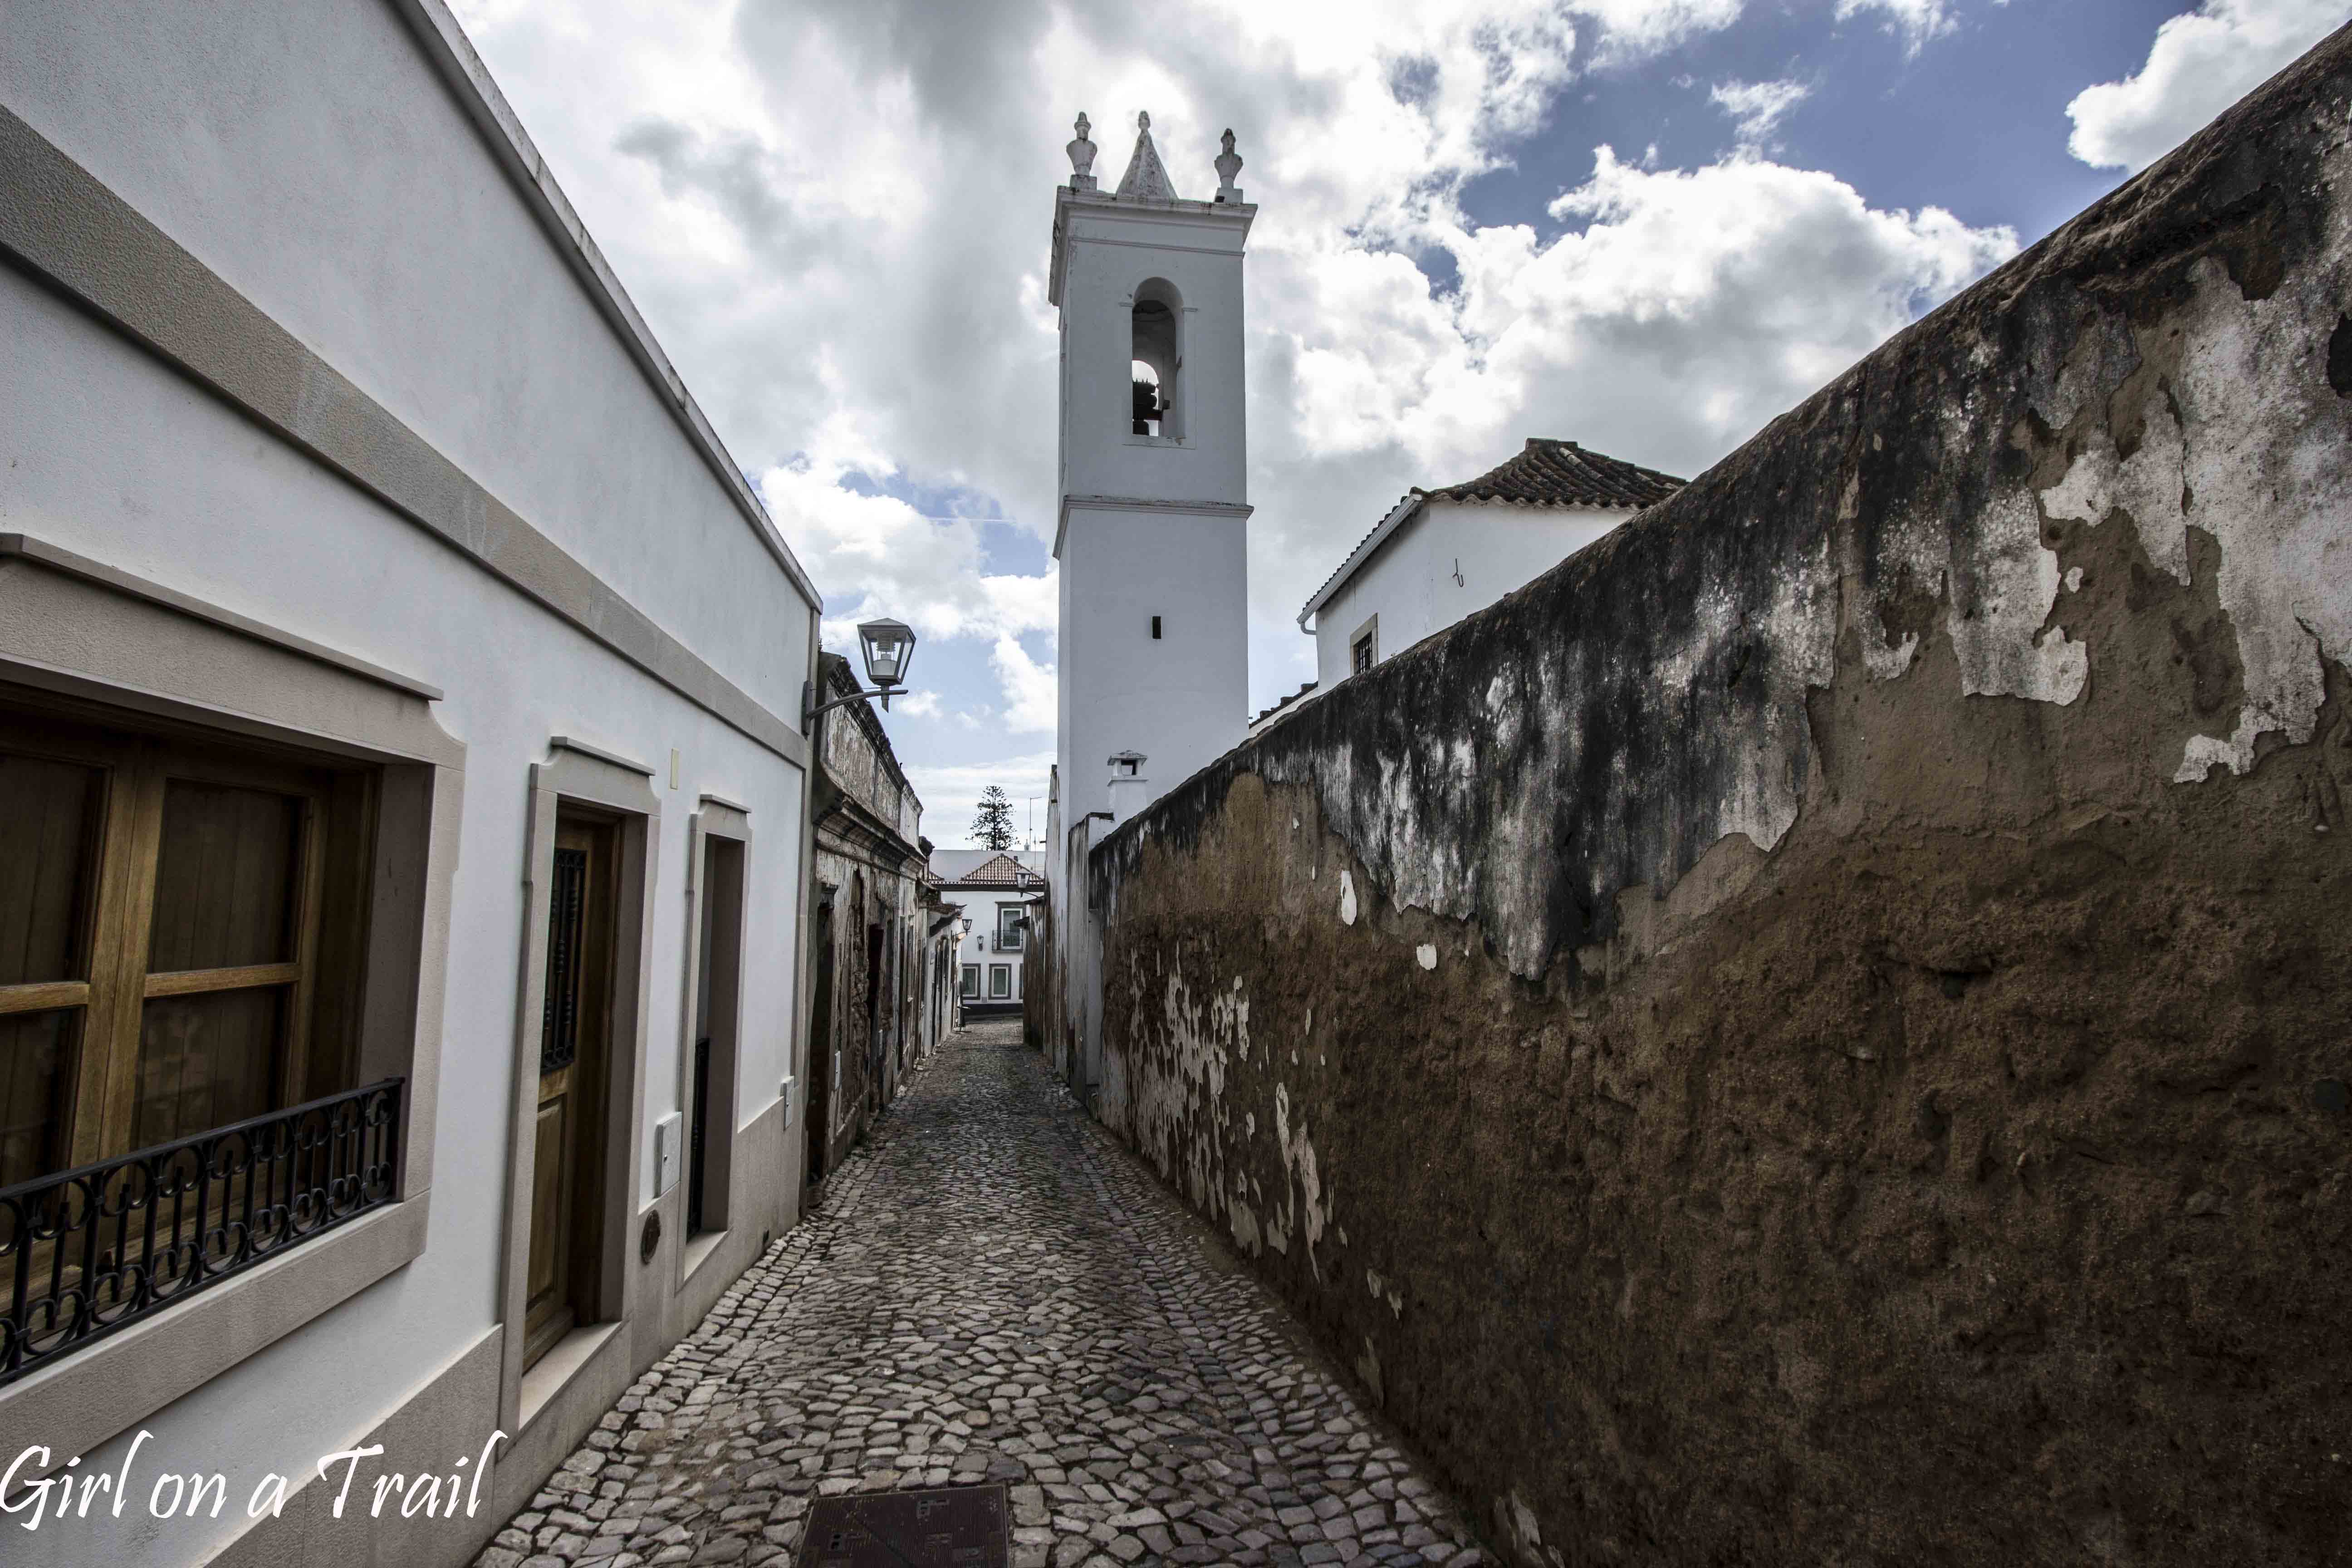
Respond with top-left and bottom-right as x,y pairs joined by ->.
0,1078 -> 402,1385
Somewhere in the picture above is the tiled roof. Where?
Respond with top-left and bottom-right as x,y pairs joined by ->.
1426,438 -> 1685,510
1297,437 -> 1686,627
1250,680 -> 1321,730
931,848 -> 1044,883
944,853 -> 1040,887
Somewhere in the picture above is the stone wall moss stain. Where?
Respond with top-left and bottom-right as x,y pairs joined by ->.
1090,24 -> 2352,1568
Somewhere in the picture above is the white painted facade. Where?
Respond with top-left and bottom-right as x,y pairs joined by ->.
1303,498 -> 1628,690
1050,116 -> 1255,836
0,3 -> 823,1563
931,851 -> 1044,1007
1044,118 -> 1254,1102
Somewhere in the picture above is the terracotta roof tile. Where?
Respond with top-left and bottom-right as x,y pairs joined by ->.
946,853 -> 1039,887
1426,437 -> 1685,509
1298,437 -> 1686,626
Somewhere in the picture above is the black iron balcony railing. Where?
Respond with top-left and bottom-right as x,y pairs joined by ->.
0,1078 -> 402,1386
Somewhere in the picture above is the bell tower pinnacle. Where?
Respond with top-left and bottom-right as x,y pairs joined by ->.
1048,112 -> 1257,840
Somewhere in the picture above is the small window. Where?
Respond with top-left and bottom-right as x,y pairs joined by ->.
960,964 -> 979,997
1350,614 -> 1379,676
1352,635 -> 1375,674
1151,615 -> 1162,640
988,965 -> 1013,999
997,905 -> 1024,951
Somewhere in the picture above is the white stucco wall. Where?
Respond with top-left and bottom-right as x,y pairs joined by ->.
1058,505 -> 1250,832
1054,196 -> 1251,514
0,1 -> 818,1561
950,890 -> 1035,1001
0,0 -> 812,723
1311,500 -> 1630,690
1051,186 -> 1254,834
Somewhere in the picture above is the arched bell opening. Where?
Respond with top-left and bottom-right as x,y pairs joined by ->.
1130,278 -> 1182,439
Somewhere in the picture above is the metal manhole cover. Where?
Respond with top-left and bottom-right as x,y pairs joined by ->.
799,1485 -> 1010,1568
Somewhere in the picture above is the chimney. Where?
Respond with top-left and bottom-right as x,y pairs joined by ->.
1106,751 -> 1149,825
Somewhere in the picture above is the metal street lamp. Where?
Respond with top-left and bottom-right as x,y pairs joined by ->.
802,616 -> 921,731
858,617 -> 916,691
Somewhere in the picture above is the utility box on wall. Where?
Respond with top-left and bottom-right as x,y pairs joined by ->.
653,1111 -> 682,1196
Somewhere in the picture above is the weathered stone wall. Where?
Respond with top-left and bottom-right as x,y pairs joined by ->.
1088,31 -> 2352,1567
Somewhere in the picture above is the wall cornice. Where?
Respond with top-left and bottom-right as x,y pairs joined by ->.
387,0 -> 822,613
0,104 -> 808,772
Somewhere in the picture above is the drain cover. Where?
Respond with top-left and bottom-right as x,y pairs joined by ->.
800,1485 -> 1010,1568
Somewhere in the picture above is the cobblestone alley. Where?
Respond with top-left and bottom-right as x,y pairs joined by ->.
473,1020 -> 1485,1568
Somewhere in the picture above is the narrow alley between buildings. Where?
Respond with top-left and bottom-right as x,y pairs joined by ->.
472,1020 -> 1485,1568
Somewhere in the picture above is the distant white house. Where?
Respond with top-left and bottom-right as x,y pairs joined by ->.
1293,438 -> 1686,698
932,849 -> 1046,1011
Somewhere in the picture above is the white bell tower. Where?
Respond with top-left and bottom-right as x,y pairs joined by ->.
1050,111 -> 1254,836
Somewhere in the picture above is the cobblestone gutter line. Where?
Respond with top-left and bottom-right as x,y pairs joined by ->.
474,1022 -> 1484,1568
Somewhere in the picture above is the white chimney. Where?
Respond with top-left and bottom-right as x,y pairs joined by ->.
1106,751 -> 1149,825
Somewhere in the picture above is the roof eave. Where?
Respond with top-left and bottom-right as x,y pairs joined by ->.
1297,491 -> 1426,631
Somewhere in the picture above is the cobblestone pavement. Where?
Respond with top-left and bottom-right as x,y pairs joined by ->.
475,1019 -> 1485,1568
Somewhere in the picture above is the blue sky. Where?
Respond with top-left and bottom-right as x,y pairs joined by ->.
452,0 -> 2346,844
1482,2 -> 2180,239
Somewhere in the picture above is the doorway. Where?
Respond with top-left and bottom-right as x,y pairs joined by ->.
864,918 -> 884,1109
524,809 -> 617,1370
687,832 -> 744,1239
805,888 -> 834,1187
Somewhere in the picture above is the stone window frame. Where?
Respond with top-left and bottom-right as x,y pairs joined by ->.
498,739 -> 662,1437
989,965 -> 1013,1000
0,534 -> 461,1470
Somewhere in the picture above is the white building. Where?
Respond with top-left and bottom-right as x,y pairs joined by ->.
1050,112 -> 1254,831
1297,438 -> 1685,691
931,851 -> 1046,1013
1042,112 -> 1255,1096
0,4 -> 827,1563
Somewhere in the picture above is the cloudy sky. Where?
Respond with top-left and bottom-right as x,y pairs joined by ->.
448,0 -> 2348,847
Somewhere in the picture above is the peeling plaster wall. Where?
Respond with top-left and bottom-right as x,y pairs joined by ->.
1087,31 -> 2352,1568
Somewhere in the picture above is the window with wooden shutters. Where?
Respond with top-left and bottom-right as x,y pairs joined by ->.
0,703 -> 376,1187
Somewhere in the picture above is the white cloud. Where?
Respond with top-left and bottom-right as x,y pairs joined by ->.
1572,0 -> 1746,62
990,635 -> 1058,733
1254,148 -> 2015,633
892,690 -> 944,717
901,751 -> 1057,849
1834,0 -> 1957,54
2067,0 -> 2351,172
755,457 -> 1055,650
452,0 -> 2015,731
1709,78 -> 1810,147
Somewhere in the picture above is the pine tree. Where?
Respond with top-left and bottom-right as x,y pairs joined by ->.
973,785 -> 1016,851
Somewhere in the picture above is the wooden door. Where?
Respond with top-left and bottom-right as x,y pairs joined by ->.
864,921 -> 884,1098
524,813 -> 614,1369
